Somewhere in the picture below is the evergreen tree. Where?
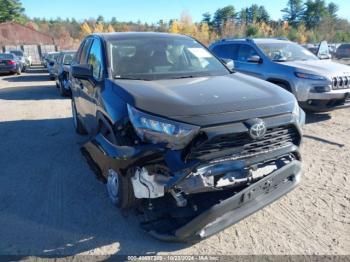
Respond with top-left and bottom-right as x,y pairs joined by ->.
0,0 -> 25,23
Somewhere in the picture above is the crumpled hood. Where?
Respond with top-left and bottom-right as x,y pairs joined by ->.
281,59 -> 350,77
110,73 -> 296,126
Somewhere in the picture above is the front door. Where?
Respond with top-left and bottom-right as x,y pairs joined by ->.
235,44 -> 264,79
79,38 -> 105,134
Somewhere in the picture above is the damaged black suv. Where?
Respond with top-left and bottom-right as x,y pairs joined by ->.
70,32 -> 305,242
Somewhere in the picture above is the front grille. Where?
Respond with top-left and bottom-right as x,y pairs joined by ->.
185,125 -> 300,161
332,76 -> 350,90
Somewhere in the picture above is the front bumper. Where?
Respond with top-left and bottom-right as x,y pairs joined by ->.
300,92 -> 350,111
150,160 -> 301,242
82,132 -> 302,242
294,78 -> 350,111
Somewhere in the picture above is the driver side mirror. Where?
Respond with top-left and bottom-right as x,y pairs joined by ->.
49,61 -> 55,66
221,58 -> 235,71
72,64 -> 93,80
247,55 -> 262,63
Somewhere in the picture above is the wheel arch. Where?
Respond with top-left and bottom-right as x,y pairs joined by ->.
266,78 -> 293,93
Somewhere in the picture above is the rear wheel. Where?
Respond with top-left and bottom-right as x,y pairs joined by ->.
16,67 -> 21,75
59,79 -> 70,97
71,99 -> 86,135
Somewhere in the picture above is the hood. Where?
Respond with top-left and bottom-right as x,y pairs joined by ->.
281,59 -> 350,77
109,73 -> 295,126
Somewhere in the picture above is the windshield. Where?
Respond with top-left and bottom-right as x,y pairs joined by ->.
257,42 -> 319,62
48,53 -> 59,60
0,53 -> 14,60
107,37 -> 229,80
63,52 -> 75,64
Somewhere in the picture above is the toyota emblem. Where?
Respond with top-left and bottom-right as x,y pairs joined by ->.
248,119 -> 267,140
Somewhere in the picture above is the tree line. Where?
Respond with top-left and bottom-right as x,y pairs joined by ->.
0,0 -> 349,49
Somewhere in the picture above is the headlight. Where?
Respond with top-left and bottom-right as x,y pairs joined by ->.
292,102 -> 305,126
127,104 -> 200,150
295,72 -> 327,81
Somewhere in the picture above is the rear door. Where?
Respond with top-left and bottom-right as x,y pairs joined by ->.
211,43 -> 239,61
79,37 -> 105,134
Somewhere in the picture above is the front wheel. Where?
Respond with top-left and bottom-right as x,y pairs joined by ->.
106,169 -> 133,209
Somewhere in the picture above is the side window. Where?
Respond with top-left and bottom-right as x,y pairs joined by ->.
237,45 -> 258,62
88,39 -> 104,80
79,38 -> 93,64
212,44 -> 239,60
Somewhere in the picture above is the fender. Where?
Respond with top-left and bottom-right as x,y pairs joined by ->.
82,133 -> 165,179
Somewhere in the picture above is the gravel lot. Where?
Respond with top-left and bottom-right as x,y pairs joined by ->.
0,67 -> 349,257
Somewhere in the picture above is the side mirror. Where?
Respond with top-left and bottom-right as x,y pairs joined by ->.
247,55 -> 262,63
49,61 -> 55,66
319,53 -> 332,60
221,58 -> 235,71
72,64 -> 93,80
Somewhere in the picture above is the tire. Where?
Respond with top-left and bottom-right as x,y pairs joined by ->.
59,79 -> 70,97
106,169 -> 134,209
71,99 -> 86,135
99,120 -> 135,209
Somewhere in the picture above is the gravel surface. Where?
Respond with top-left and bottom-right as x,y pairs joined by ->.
0,67 -> 349,257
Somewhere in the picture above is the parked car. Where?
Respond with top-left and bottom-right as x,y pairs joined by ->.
210,38 -> 350,112
0,53 -> 23,75
70,32 -> 304,242
46,52 -> 60,80
41,53 -> 48,67
55,50 -> 76,96
335,44 -> 350,60
9,50 -> 31,70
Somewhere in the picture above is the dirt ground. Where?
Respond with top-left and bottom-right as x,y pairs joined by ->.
0,67 -> 349,258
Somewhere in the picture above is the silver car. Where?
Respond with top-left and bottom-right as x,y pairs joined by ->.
210,38 -> 350,111
46,52 -> 60,80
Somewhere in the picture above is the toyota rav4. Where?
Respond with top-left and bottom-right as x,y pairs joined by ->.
70,32 -> 305,242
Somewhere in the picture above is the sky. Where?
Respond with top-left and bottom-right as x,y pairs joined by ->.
21,0 -> 350,23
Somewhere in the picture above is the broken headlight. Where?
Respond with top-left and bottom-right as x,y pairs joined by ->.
127,104 -> 200,150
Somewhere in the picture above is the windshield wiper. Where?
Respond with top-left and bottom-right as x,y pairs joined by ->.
114,76 -> 150,81
170,75 -> 196,79
272,59 -> 288,62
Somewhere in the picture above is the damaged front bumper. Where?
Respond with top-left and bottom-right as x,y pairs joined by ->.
151,161 -> 301,242
82,133 -> 302,242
